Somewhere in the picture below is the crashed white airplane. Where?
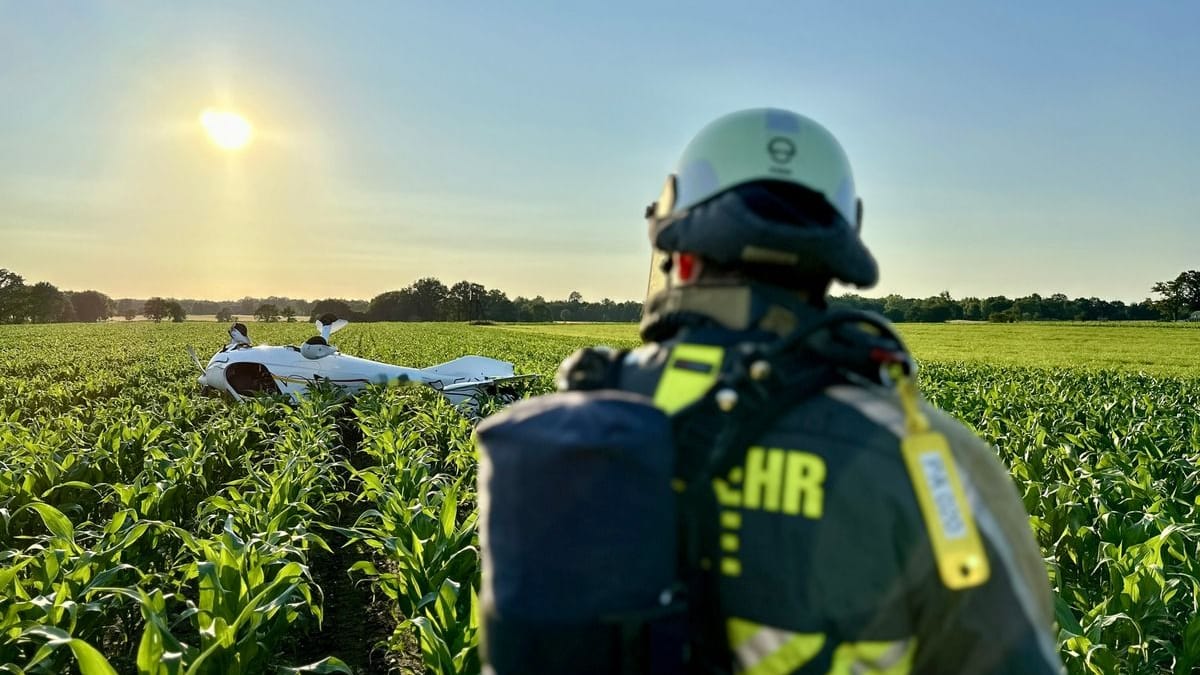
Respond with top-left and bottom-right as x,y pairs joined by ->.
188,314 -> 531,410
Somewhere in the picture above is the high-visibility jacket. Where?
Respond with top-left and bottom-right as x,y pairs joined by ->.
555,308 -> 1064,675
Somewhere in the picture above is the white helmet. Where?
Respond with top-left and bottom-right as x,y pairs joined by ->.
647,108 -> 877,290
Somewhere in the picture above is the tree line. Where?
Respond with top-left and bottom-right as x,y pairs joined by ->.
0,270 -> 645,324
0,269 -> 113,323
833,271 -> 1200,323
111,296 -> 330,318
835,292 -> 1159,323
310,279 -> 644,323
3,266 -> 1197,325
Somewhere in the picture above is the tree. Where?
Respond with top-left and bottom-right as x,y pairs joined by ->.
1129,299 -> 1159,321
905,294 -> 957,323
216,307 -> 234,322
1011,294 -> 1043,321
27,282 -> 67,323
254,304 -> 280,322
143,297 -> 170,322
309,299 -> 355,322
0,269 -> 27,323
71,290 -> 113,322
599,298 -> 616,322
960,297 -> 983,321
57,299 -> 76,323
613,300 -> 642,321
482,289 -> 514,321
124,309 -> 137,321
409,278 -> 449,321
190,300 -> 218,315
520,296 -> 550,322
1042,294 -> 1070,321
166,301 -> 186,323
114,298 -> 140,316
282,306 -> 297,322
1180,271 -> 1200,309
980,296 -> 1013,320
1152,271 -> 1200,320
989,308 -> 1018,323
832,294 -> 886,316
448,281 -> 486,321
881,294 -> 911,323
367,290 -> 415,321
1153,295 -> 1184,321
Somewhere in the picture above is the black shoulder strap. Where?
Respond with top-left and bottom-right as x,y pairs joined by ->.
671,309 -> 888,481
669,345 -> 839,674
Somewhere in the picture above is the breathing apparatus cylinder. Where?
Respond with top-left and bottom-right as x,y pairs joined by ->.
477,390 -> 684,674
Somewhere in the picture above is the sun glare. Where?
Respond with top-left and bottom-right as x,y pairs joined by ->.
200,109 -> 253,150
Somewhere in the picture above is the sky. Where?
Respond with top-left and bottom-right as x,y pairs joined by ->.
1,2 -> 1197,303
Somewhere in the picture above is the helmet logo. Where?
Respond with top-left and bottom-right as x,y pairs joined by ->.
767,137 -> 796,164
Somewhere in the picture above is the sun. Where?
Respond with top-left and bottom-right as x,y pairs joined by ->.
200,109 -> 253,151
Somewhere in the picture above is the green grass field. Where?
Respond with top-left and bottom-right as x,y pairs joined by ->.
495,321 -> 1200,377
1,321 -> 1198,674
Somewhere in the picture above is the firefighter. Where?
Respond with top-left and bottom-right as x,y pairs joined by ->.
479,108 -> 1063,674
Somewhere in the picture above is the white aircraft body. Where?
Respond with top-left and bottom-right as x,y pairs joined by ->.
188,316 -> 529,410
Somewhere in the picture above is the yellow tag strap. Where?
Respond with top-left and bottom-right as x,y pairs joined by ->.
887,362 -> 929,434
888,363 -> 990,590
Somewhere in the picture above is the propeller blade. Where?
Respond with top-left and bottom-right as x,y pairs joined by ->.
186,346 -> 205,373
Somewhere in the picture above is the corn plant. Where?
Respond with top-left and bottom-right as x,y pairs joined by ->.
2,322 -> 1198,674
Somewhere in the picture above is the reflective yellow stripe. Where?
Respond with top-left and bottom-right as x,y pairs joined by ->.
720,557 -> 742,577
728,617 -> 761,650
827,638 -> 915,674
720,510 -> 742,528
727,618 -> 825,675
652,343 -> 724,414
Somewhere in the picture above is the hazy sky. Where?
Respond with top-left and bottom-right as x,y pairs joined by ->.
2,2 -> 1196,302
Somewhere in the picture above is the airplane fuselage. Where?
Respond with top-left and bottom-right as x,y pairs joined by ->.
198,343 -> 518,408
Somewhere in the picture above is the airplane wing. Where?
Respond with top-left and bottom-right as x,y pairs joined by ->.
440,374 -> 537,392
425,356 -> 515,379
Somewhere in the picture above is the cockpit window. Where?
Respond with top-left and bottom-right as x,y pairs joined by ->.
225,363 -> 280,395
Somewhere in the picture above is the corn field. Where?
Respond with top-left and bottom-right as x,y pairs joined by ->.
1,322 -> 1197,674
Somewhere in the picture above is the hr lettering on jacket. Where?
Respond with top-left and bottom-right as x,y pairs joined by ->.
713,446 -> 826,517
712,446 -> 827,577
